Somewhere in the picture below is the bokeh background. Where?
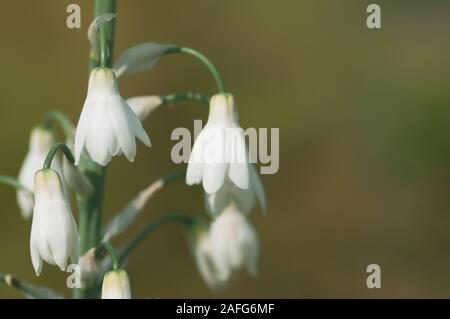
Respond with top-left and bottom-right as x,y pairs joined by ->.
1,0 -> 450,298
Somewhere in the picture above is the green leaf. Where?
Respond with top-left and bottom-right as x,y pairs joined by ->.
0,273 -> 64,299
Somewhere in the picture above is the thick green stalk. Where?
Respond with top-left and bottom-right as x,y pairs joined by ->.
75,0 -> 116,299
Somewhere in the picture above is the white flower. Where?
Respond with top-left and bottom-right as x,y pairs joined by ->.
205,164 -> 266,217
126,95 -> 162,122
74,67 -> 151,166
17,127 -> 63,219
30,169 -> 78,276
101,269 -> 132,299
186,93 -> 249,194
192,204 -> 259,289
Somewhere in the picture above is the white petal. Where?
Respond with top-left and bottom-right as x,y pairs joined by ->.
108,98 -> 137,161
123,99 -> 151,147
30,229 -> 42,276
203,162 -> 227,194
85,98 -> 119,165
74,99 -> 93,165
186,129 -> 208,186
227,129 -> 249,190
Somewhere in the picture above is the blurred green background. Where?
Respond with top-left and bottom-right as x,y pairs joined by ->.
1,0 -> 450,298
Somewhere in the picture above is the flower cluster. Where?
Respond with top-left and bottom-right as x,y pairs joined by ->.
0,9 -> 267,299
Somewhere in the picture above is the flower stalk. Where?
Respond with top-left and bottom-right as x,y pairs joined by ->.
160,92 -> 210,107
117,212 -> 198,264
43,143 -> 75,170
75,0 -> 117,299
104,242 -> 119,270
165,46 -> 226,93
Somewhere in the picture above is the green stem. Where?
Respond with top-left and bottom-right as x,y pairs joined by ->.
99,24 -> 107,67
165,46 -> 226,93
43,143 -> 74,170
75,0 -> 116,300
42,111 -> 75,144
0,176 -> 32,193
104,242 -> 119,270
117,212 -> 197,264
162,169 -> 186,185
160,92 -> 210,107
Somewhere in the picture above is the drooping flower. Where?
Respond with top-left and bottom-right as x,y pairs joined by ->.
186,93 -> 249,194
190,204 -> 259,289
101,269 -> 132,299
205,164 -> 266,217
30,169 -> 78,276
74,67 -> 151,166
126,95 -> 162,122
17,127 -> 62,219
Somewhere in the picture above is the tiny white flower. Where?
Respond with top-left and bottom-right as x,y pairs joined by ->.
30,169 -> 78,276
186,93 -> 249,194
126,95 -> 162,122
74,67 -> 151,166
191,204 -> 259,289
101,269 -> 132,299
17,127 -> 63,219
205,164 -> 266,217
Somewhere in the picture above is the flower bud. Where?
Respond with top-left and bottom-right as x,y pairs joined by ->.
78,248 -> 98,289
101,269 -> 132,299
126,96 -> 162,122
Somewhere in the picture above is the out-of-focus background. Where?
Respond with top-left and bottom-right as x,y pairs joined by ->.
1,0 -> 450,298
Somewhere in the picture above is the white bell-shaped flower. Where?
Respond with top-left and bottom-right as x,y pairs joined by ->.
186,93 -> 249,194
192,204 -> 259,289
17,127 -> 63,219
74,67 -> 151,166
101,269 -> 132,299
205,164 -> 266,217
30,169 -> 78,276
